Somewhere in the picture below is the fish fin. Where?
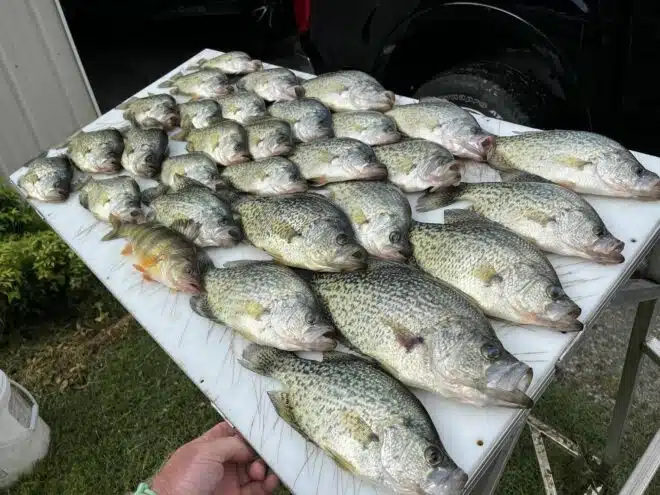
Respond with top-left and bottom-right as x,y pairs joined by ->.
186,58 -> 205,71
472,264 -> 503,286
78,189 -> 89,209
326,448 -> 358,474
416,185 -> 464,213
308,177 -> 328,187
268,391 -> 307,436
223,259 -> 271,268
101,214 -> 122,241
116,96 -> 137,110
381,318 -> 424,352
121,243 -> 133,256
196,248 -> 215,275
499,170 -> 551,184
170,128 -> 189,141
171,174 -> 206,191
321,351 -> 364,363
140,254 -> 163,269
524,209 -> 555,226
142,273 -> 155,282
342,411 -> 379,447
170,219 -> 201,240
141,184 -> 170,205
239,344 -> 292,376
272,219 -> 300,242
443,208 -> 488,224
190,294 -> 214,319
351,208 -> 369,225
133,263 -> 145,273
240,299 -> 267,319
555,155 -> 591,169
157,72 -> 181,88
367,258 -> 405,270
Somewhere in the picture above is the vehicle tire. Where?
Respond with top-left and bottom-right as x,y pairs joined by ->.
413,60 -> 554,127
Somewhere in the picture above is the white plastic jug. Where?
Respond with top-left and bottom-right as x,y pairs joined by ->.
0,369 -> 50,488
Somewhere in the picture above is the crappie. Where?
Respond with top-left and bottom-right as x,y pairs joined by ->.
373,139 -> 461,192
302,70 -> 395,112
386,101 -> 494,160
117,93 -> 179,130
235,192 -> 367,271
101,216 -> 203,293
189,51 -> 262,74
67,128 -> 124,174
410,215 -> 582,331
237,68 -> 303,102
311,261 -> 533,408
191,261 -> 335,351
244,117 -> 293,159
417,182 -> 625,264
221,156 -> 307,195
185,121 -> 249,166
332,111 -> 400,145
488,130 -> 660,199
79,176 -> 144,223
160,153 -> 227,191
147,176 -> 241,248
326,181 -> 411,260
122,127 -> 169,178
18,155 -> 73,202
177,99 -> 223,133
288,138 -> 387,185
216,92 -> 267,125
158,69 -> 232,99
240,345 -> 468,495
269,98 -> 333,142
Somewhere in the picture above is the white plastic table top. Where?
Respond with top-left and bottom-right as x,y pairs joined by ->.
10,49 -> 660,494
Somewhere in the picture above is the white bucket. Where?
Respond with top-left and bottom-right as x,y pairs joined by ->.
0,369 -> 50,488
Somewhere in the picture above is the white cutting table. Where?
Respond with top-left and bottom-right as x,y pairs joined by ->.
10,49 -> 660,494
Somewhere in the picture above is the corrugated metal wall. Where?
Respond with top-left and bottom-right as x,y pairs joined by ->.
0,0 -> 99,178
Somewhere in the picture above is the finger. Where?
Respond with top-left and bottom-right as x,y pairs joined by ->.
248,459 -> 266,481
263,472 -> 280,493
206,435 -> 257,463
240,481 -> 268,495
199,421 -> 236,442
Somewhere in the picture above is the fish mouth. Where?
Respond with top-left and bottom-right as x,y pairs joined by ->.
332,246 -> 368,272
589,235 -> 625,264
213,86 -> 234,97
178,279 -> 202,294
358,91 -> 396,112
209,226 -> 242,247
358,164 -> 388,180
428,161 -> 462,192
274,182 -> 308,194
300,325 -> 337,351
485,362 -> 534,408
98,159 -> 122,173
271,142 -> 293,156
282,85 -> 305,101
421,467 -> 468,495
44,187 -> 69,202
644,179 -> 660,199
164,114 -> 181,130
456,135 -> 494,161
530,300 -> 583,332
369,131 -> 401,146
375,244 -> 411,261
225,152 -> 251,165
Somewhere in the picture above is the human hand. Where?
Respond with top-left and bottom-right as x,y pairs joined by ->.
151,422 -> 280,495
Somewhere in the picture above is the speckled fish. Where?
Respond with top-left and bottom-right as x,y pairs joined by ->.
160,153 -> 228,191
236,192 -> 367,271
67,128 -> 124,174
177,99 -> 223,134
288,138 -> 387,185
117,93 -> 180,130
487,130 -> 660,200
216,92 -> 267,125
373,139 -> 461,192
240,344 -> 468,495
158,69 -> 232,99
18,155 -> 74,202
302,71 -> 395,112
269,98 -> 333,142
386,101 -> 494,161
410,215 -> 582,331
243,117 -> 293,159
121,127 -> 169,178
184,121 -> 249,166
147,176 -> 241,248
79,176 -> 144,223
326,181 -> 411,260
101,216 -> 203,293
221,156 -> 306,195
191,261 -> 335,351
237,68 -> 303,102
417,182 -> 625,264
311,261 -> 533,408
332,111 -> 400,145
188,51 -> 262,74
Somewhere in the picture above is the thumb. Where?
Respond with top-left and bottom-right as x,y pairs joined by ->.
203,435 -> 257,464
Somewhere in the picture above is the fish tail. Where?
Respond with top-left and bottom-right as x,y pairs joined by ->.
101,214 -> 123,241
116,96 -> 137,111
239,344 -> 295,377
186,58 -> 206,71
416,185 -> 464,212
157,72 -> 182,88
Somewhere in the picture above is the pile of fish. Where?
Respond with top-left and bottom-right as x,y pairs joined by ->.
17,49 -> 660,495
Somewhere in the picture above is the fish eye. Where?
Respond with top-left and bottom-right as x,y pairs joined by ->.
633,165 -> 644,176
480,343 -> 501,361
218,218 -> 228,226
424,446 -> 445,467
594,225 -> 605,236
546,285 -> 564,300
184,266 -> 196,275
305,312 -> 317,325
389,231 -> 402,243
336,233 -> 349,246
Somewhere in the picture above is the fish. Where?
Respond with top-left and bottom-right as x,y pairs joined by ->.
101,216 -> 204,293
332,111 -> 400,145
269,98 -> 333,142
67,128 -> 124,174
18,155 -> 74,202
372,139 -> 461,192
235,192 -> 367,271
240,344 -> 468,495
386,101 -> 494,160
147,176 -> 241,248
244,117 -> 293,159
216,92 -> 268,125
417,182 -> 625,264
220,156 -> 307,195
79,176 -> 144,223
176,99 -> 223,136
287,137 -> 387,186
487,130 -> 660,200
160,153 -> 228,191
191,261 -> 336,351
410,215 -> 583,331
184,121 -> 249,166
158,69 -> 232,99
237,68 -> 303,102
302,70 -> 395,112
326,181 -> 412,260
116,93 -> 180,130
121,127 -> 169,178
310,260 -> 534,408
188,51 -> 262,74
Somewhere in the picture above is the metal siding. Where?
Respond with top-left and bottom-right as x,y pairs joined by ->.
0,0 -> 98,178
